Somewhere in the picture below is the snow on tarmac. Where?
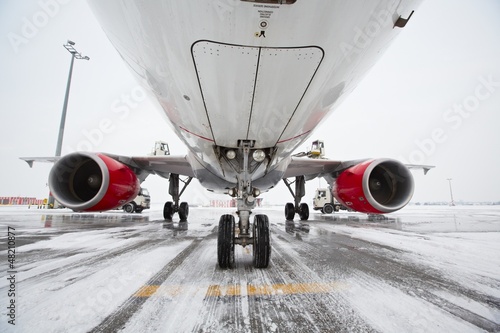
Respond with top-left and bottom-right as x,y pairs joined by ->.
325,208 -> 500,298
0,205 -> 499,332
0,211 -> 197,333
344,273 -> 483,333
16,243 -> 191,333
320,205 -> 500,332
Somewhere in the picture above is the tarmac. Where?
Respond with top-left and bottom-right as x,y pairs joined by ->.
1,205 -> 499,332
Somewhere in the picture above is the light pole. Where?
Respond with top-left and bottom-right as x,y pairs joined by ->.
447,178 -> 455,206
49,40 -> 90,208
55,40 -> 90,156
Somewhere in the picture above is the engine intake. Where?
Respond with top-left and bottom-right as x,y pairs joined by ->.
49,152 -> 140,212
333,159 -> 414,214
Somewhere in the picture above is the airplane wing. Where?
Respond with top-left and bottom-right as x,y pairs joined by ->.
284,157 -> 434,181
282,156 -> 434,217
20,157 -> 60,168
405,164 -> 435,175
283,157 -> 368,181
20,153 -> 195,181
102,153 -> 195,179
20,152 -> 196,213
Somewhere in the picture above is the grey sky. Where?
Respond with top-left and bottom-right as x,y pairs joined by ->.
1,0 -> 499,205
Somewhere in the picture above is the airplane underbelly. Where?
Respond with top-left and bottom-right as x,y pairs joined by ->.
192,41 -> 323,148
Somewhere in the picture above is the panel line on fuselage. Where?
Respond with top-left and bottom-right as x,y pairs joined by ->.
273,47 -> 325,146
191,40 -> 325,149
190,40 -> 218,145
246,46 -> 262,140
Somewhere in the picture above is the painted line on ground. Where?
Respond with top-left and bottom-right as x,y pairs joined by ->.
133,281 -> 348,298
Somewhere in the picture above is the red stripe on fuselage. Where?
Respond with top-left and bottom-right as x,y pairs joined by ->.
277,130 -> 311,144
179,126 -> 214,142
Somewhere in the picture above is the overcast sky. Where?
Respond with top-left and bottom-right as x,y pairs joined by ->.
1,0 -> 499,206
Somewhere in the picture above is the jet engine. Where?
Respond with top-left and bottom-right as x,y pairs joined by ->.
333,159 -> 414,214
49,152 -> 140,212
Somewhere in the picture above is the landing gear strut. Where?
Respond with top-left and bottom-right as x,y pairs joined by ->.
216,141 -> 271,269
163,173 -> 192,221
283,176 -> 309,221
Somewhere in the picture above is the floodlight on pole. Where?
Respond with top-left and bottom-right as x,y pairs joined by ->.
55,40 -> 90,157
447,178 -> 455,206
49,41 -> 90,208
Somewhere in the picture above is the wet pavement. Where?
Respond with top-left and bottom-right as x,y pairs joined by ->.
1,205 -> 499,332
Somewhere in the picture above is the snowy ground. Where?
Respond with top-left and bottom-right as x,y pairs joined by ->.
0,205 -> 499,332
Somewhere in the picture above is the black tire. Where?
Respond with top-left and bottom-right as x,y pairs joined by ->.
123,203 -> 135,213
135,207 -> 143,213
299,203 -> 309,221
323,203 -> 334,214
253,214 -> 270,268
285,202 -> 295,221
179,202 -> 189,221
217,214 -> 235,269
163,201 -> 174,220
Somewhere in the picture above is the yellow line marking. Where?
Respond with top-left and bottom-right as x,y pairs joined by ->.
133,282 -> 346,298
134,285 -> 159,297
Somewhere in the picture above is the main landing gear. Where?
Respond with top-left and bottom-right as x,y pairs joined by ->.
163,173 -> 193,221
283,176 -> 309,221
217,141 -> 271,269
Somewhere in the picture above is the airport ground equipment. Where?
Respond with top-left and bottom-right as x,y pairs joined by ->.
122,187 -> 151,213
313,187 -> 345,214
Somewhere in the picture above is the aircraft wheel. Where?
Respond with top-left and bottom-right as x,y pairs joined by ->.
163,201 -> 174,220
285,202 -> 295,220
217,214 -> 235,269
179,202 -> 189,221
135,207 -> 143,213
123,203 -> 135,213
299,203 -> 309,221
323,203 -> 334,214
253,214 -> 270,268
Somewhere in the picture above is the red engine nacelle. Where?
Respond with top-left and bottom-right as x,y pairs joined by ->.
333,159 -> 414,214
49,152 -> 140,212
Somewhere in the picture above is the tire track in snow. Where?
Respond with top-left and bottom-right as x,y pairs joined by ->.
310,222 -> 500,332
190,221 -> 376,332
15,223 -> 177,290
267,223 -> 377,332
89,235 -> 206,333
190,244 -> 253,333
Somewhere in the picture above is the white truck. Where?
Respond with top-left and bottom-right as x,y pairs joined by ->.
122,187 -> 151,213
313,187 -> 345,214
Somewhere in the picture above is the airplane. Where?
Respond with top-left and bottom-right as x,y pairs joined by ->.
22,0 -> 432,269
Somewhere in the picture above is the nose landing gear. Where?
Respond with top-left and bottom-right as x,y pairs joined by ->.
216,141 -> 271,269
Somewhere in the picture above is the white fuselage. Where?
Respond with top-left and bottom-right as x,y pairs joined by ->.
88,0 -> 421,192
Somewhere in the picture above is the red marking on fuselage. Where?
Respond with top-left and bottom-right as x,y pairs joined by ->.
179,126 -> 214,142
277,130 -> 311,144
